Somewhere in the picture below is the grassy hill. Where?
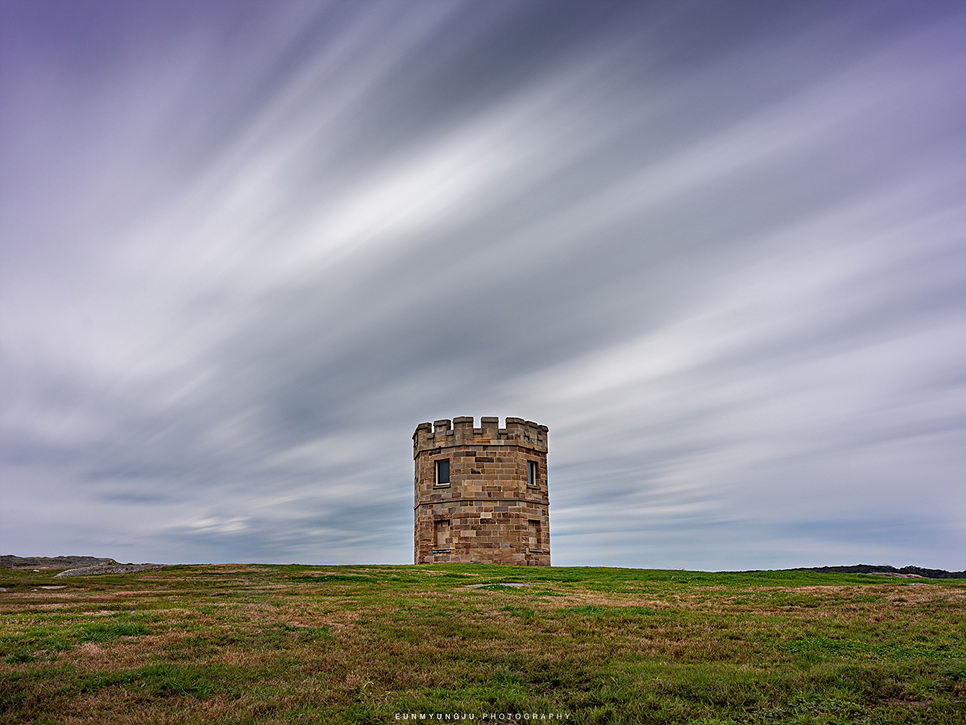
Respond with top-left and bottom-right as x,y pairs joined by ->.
1,564 -> 964,723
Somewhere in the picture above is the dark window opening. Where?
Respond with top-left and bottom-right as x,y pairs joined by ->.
527,460 -> 538,487
435,459 -> 450,486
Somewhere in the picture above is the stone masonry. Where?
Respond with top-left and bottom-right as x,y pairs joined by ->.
414,416 -> 550,566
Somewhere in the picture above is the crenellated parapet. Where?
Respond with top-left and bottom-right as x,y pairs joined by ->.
413,416 -> 548,457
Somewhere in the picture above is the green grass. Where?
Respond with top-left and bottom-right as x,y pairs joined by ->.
0,564 -> 963,723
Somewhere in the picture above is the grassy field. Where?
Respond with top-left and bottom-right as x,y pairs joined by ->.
0,564 -> 963,724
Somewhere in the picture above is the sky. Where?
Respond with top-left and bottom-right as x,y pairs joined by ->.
1,0 -> 964,571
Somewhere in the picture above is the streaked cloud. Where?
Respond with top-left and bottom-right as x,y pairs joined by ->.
1,0 -> 963,570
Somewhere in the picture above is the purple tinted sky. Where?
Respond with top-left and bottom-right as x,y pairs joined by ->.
1,0 -> 964,569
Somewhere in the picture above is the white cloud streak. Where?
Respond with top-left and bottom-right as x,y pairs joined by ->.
1,0 -> 963,570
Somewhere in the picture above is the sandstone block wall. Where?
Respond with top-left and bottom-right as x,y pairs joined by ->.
414,416 -> 550,566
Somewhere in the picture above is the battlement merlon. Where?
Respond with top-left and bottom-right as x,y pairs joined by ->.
413,416 -> 548,456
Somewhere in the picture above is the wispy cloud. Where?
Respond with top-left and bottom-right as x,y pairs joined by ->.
1,0 -> 963,569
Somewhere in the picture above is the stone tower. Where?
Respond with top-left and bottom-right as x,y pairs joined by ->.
413,416 -> 550,566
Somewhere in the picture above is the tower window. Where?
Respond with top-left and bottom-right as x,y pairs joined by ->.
435,459 -> 450,486
434,519 -> 451,550
528,519 -> 541,551
527,460 -> 538,487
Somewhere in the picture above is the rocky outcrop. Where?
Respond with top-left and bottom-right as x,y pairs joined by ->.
53,564 -> 163,577
1,556 -> 164,577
